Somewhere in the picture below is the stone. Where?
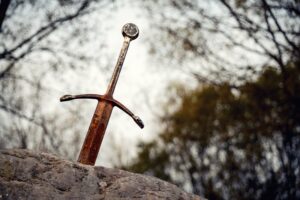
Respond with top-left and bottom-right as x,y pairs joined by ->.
0,149 -> 204,200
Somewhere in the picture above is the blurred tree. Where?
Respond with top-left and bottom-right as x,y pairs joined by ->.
126,61 -> 300,199
142,0 -> 299,84
0,0 -> 113,158
125,0 -> 300,199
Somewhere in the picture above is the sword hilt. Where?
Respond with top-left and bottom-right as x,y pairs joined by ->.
60,94 -> 144,129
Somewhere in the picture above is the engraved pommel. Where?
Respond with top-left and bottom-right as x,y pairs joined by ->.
122,23 -> 139,40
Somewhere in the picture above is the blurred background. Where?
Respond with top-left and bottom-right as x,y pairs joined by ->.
0,0 -> 299,199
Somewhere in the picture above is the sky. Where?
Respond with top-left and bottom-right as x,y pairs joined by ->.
58,0 -> 272,166
34,2 -> 197,167
1,0 -> 272,167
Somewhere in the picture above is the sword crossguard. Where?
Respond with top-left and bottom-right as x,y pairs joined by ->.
60,94 -> 144,129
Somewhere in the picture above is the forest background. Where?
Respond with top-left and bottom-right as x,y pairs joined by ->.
0,0 -> 299,199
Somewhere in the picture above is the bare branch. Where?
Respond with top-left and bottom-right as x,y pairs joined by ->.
262,0 -> 299,53
0,0 -> 11,31
0,104 -> 39,126
219,0 -> 286,69
0,0 -> 91,77
262,1 -> 283,67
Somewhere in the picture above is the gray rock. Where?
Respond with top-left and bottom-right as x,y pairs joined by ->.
0,149 -> 204,200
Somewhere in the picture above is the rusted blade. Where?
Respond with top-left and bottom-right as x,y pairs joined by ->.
77,100 -> 113,165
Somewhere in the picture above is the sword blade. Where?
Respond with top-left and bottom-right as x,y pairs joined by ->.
77,100 -> 113,165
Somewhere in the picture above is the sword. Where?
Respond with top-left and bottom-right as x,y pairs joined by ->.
60,23 -> 144,165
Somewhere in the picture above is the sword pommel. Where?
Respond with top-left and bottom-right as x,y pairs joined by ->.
122,23 -> 139,40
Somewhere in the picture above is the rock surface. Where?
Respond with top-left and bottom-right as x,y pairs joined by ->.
0,149 -> 203,200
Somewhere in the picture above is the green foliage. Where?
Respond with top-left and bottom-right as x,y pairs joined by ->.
125,63 -> 300,200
